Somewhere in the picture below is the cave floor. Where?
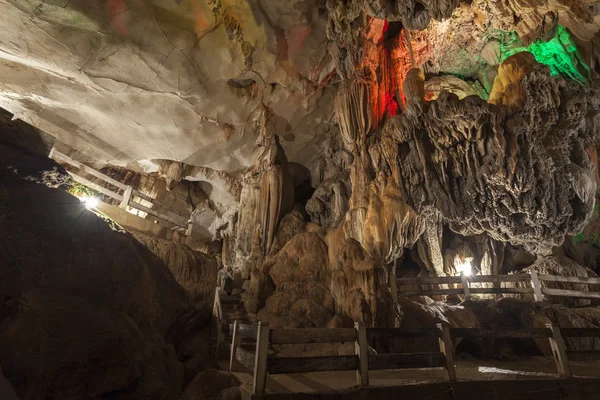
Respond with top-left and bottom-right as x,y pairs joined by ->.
226,356 -> 600,396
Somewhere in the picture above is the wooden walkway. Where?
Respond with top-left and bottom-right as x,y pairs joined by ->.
228,357 -> 600,397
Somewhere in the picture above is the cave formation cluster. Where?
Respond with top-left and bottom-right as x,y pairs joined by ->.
4,0 -> 600,398
208,0 -> 600,330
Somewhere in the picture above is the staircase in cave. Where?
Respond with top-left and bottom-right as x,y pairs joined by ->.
214,289 -> 255,364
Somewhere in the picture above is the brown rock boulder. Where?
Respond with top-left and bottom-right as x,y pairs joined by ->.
0,161 -> 193,399
132,233 -> 217,303
179,369 -> 241,400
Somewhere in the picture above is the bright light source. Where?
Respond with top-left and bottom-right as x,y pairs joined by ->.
80,196 -> 99,209
455,256 -> 474,276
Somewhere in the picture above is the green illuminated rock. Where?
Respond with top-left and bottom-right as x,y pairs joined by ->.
499,26 -> 590,85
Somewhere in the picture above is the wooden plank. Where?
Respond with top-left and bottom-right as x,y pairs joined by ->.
402,287 -> 533,297
468,287 -> 533,295
252,322 -> 270,395
270,328 -> 356,345
368,353 -> 444,371
213,288 -> 224,359
438,323 -> 456,381
127,200 -> 188,227
389,265 -> 399,306
268,356 -> 358,374
469,274 -> 530,283
401,289 -> 465,297
560,328 -> 600,338
538,274 -> 600,285
132,189 -> 188,219
397,274 -> 530,285
546,323 -> 572,378
566,350 -> 600,361
542,288 -> 600,299
235,347 -> 256,370
367,328 -> 438,341
238,324 -> 258,340
230,321 -> 240,372
54,150 -> 128,190
68,172 -> 123,202
220,296 -> 241,305
461,275 -> 470,299
398,276 -> 462,285
451,328 -> 552,339
355,322 -> 369,386
530,270 -> 544,302
120,186 -> 133,209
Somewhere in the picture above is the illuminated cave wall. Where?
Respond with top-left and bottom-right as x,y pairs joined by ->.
499,26 -> 591,86
358,18 -> 591,130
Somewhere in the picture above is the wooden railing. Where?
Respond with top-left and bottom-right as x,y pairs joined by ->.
223,322 -> 600,395
396,271 -> 600,302
50,148 -> 193,235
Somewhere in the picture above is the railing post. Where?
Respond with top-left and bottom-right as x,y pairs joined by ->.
389,264 -> 399,306
230,321 -> 240,372
185,220 -> 194,237
437,322 -> 456,381
120,186 -> 133,209
253,322 -> 270,395
354,322 -> 369,387
460,274 -> 471,300
530,270 -> 544,302
213,287 -> 223,358
546,323 -> 572,378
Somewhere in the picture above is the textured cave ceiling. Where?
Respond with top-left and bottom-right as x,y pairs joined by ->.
2,0 -> 600,246
0,0 -> 336,173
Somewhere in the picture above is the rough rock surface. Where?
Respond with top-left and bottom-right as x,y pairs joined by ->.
132,232 -> 217,302
0,1 -> 335,174
179,369 -> 241,400
0,147 -> 218,399
386,53 -> 600,253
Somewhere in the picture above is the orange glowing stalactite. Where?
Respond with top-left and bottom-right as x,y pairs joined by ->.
361,19 -> 399,129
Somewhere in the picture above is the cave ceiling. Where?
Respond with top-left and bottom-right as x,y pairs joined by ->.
2,0 -> 600,251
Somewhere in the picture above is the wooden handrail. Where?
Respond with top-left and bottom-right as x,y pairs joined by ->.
538,274 -> 600,285
53,150 -> 127,190
543,288 -> 600,299
397,273 -> 531,285
238,322 -> 581,395
51,147 -> 192,233
67,172 -> 124,202
451,328 -> 552,339
560,328 -> 600,338
396,271 -> 600,302
368,353 -> 444,371
367,327 -> 438,340
270,328 -> 356,345
131,189 -> 187,219
268,356 -> 358,374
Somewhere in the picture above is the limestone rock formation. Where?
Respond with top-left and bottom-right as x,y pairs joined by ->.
132,233 -> 217,302
364,0 -> 460,30
386,53 -> 600,254
4,0 -> 600,374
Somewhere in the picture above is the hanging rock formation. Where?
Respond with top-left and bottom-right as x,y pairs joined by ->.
384,53 -> 599,254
